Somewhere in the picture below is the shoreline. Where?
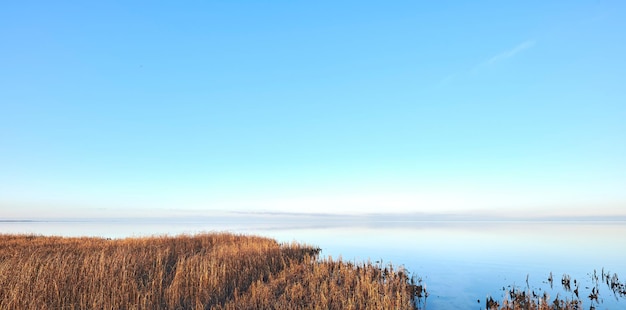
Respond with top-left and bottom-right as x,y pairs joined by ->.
1,232 -> 624,309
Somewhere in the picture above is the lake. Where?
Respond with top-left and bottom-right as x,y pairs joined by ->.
2,216 -> 625,309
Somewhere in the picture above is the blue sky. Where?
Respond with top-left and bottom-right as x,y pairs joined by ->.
1,1 -> 625,218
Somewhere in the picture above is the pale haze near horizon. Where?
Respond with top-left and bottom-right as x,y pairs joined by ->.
1,1 -> 625,219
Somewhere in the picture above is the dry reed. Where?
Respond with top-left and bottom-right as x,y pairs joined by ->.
0,233 -> 423,310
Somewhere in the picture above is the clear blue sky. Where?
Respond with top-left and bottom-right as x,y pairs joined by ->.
1,1 -> 625,218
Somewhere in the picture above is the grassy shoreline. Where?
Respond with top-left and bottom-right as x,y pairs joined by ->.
1,233 -> 623,309
0,233 -> 424,309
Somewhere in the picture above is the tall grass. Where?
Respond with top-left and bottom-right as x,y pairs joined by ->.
0,233 -> 423,309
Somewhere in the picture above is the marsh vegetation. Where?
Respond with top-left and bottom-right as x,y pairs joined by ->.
1,233 -> 623,309
485,269 -> 626,310
0,233 -> 424,309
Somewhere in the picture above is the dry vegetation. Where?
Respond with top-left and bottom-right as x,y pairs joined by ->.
486,289 -> 582,310
486,270 -> 626,310
0,233 -> 424,310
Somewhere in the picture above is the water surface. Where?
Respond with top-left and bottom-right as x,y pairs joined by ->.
2,218 -> 624,309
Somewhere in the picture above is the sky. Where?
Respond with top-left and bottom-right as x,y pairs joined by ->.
1,1 -> 625,219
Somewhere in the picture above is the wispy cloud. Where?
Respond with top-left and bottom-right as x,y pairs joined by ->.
439,39 -> 536,86
484,40 -> 536,66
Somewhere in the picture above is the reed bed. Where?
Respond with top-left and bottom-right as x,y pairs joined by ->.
0,233 -> 423,310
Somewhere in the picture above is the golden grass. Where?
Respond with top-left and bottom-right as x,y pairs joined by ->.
0,233 -> 423,310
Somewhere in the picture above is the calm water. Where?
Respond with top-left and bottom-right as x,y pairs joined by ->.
2,218 -> 625,309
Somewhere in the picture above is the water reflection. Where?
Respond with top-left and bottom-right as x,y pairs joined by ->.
1,218 -> 624,309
